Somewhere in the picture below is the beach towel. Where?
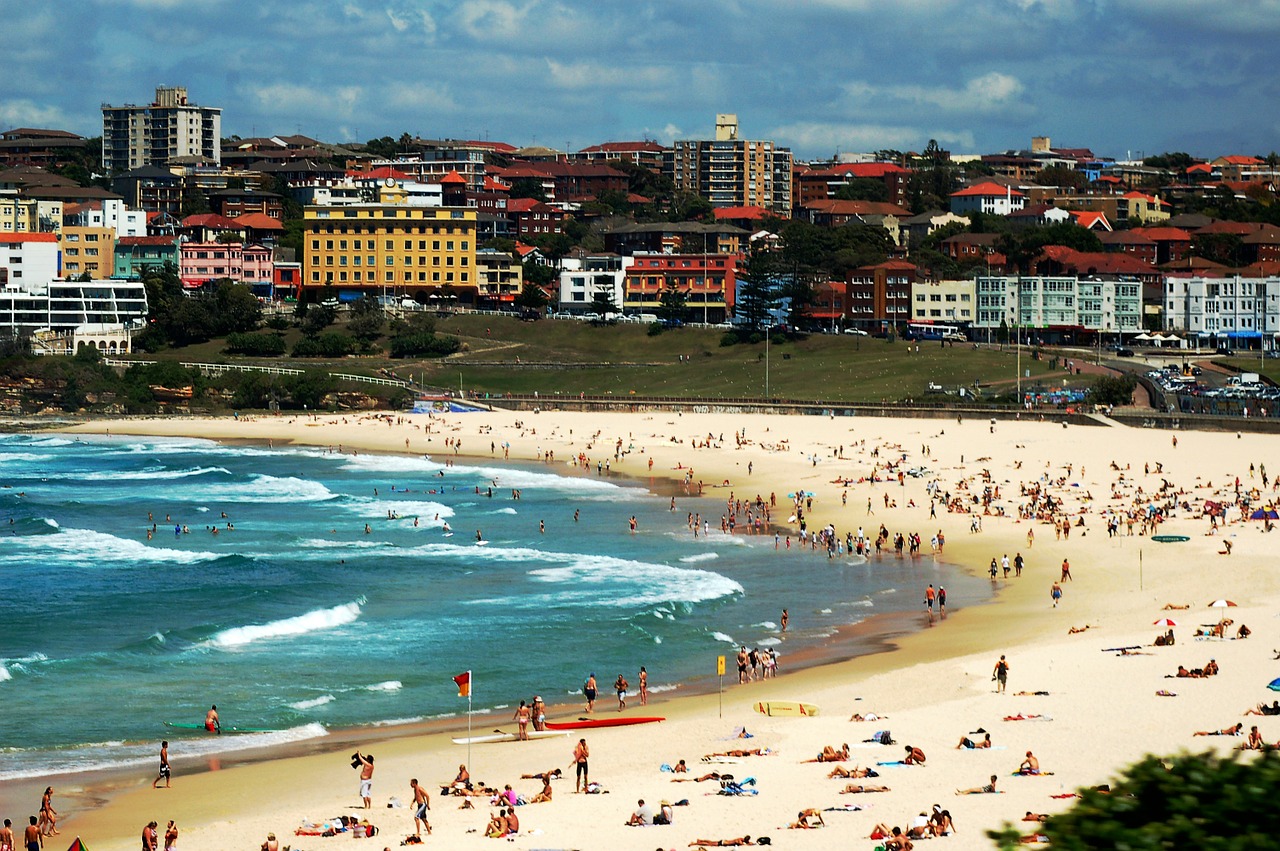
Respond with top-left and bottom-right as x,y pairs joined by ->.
823,804 -> 864,812
874,761 -> 909,767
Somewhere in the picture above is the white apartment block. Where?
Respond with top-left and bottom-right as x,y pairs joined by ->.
911,278 -> 976,325
1163,275 -> 1280,345
974,275 -> 1142,336
102,86 -> 221,171
558,254 -> 633,313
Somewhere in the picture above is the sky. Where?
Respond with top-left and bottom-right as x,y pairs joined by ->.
3,0 -> 1279,162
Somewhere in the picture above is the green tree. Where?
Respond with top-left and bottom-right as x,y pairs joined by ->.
589,289 -> 619,320
301,304 -> 338,337
1191,232 -> 1245,266
990,749 -> 1280,850
509,177 -> 547,202
834,178 -> 888,202
657,281 -> 688,324
210,280 -> 262,335
346,295 -> 385,344
514,282 -> 549,311
180,182 -> 210,217
670,191 -> 713,222
1034,166 -> 1088,191
523,261 -> 555,288
531,232 -> 574,269
1085,373 -> 1137,406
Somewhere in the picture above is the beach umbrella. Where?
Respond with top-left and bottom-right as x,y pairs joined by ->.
1208,600 -> 1238,609
1153,618 -> 1178,627
1249,508 -> 1278,520
1269,678 -> 1280,692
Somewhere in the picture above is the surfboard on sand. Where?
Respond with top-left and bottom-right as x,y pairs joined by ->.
1152,535 -> 1190,543
452,730 -> 567,745
544,716 -> 665,730
754,701 -> 819,717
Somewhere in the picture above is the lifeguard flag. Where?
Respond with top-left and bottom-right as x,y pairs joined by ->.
67,839 -> 89,851
453,670 -> 471,698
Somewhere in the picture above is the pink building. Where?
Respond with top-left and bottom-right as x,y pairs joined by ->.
179,241 -> 273,290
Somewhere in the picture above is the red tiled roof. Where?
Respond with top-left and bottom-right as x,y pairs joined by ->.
1132,227 -> 1192,241
812,162 -> 910,178
181,214 -> 242,229
507,198 -> 553,213
578,141 -> 665,154
1093,175 -> 1124,184
804,199 -> 911,216
1218,155 -> 1263,165
1069,210 -> 1111,230
118,235 -> 181,246
1122,191 -> 1168,206
0,231 -> 57,242
713,206 -> 770,221
951,181 -> 1025,198
234,213 -> 284,230
482,176 -> 511,192
438,170 -> 467,185
491,165 -> 552,179
513,242 -> 541,258
1196,220 -> 1257,236
1186,163 -> 1214,174
347,166 -> 412,181
1038,246 -> 1152,275
461,140 -> 518,154
1097,231 -> 1154,245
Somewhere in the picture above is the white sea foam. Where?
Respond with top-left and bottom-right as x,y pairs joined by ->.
711,631 -> 737,645
373,716 -> 426,726
523,555 -> 744,609
0,452 -> 52,464
756,621 -> 778,630
0,723 -> 328,781
648,683 -> 679,694
757,637 -> 782,647
341,499 -> 454,522
190,475 -> 337,504
336,454 -> 446,475
297,538 -> 388,549
819,608 -> 833,614
679,552 -> 719,563
493,507 -> 517,514
457,463 -> 626,493
208,599 -> 364,649
365,680 -> 402,692
0,527 -> 220,567
64,466 -> 231,482
290,694 -> 336,710
0,665 -> 10,683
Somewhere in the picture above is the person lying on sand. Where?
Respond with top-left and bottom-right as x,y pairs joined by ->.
1022,813 -> 1049,823
519,768 -> 562,780
1244,700 -> 1280,716
840,784 -> 890,794
957,775 -> 1000,795
787,809 -> 825,829
1068,625 -> 1091,634
804,744 -> 850,763
828,765 -> 878,779
1003,714 -> 1050,721
705,748 -> 771,758
1193,722 -> 1243,736
957,733 -> 992,749
688,837 -> 755,847
1014,690 -> 1050,696
849,712 -> 885,722
672,772 -> 734,783
1163,603 -> 1190,610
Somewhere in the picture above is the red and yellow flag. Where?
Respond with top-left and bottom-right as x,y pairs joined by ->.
453,670 -> 471,698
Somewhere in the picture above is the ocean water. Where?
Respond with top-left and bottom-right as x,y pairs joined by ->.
0,431 -> 986,780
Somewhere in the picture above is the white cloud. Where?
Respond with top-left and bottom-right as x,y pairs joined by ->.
0,99 -> 72,130
453,0 -> 531,39
383,82 -> 457,113
769,121 -> 973,154
243,83 -> 365,121
386,6 -> 436,38
843,72 -> 1025,115
545,60 -> 674,91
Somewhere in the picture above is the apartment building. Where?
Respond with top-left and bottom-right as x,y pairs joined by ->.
911,278 -> 976,326
622,253 -> 738,322
950,182 -> 1027,216
179,241 -> 272,290
476,248 -> 523,309
114,235 -> 182,280
846,260 -> 917,332
1163,274 -> 1280,343
102,86 -> 221,171
60,227 -> 115,279
665,114 -> 792,217
974,274 -> 1142,342
302,205 -> 478,299
559,254 -> 632,314
0,232 -> 60,285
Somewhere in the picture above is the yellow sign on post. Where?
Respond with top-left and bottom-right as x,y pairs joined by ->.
717,655 -> 726,676
717,655 -> 726,718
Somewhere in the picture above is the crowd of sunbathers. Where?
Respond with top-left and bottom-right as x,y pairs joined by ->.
1169,659 -> 1220,678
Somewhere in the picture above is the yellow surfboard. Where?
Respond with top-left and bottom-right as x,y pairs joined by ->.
754,700 -> 820,717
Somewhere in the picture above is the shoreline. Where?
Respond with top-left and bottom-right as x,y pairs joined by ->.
10,409 -> 1280,850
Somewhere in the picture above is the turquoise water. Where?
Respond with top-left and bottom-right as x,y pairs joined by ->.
0,431 -> 986,780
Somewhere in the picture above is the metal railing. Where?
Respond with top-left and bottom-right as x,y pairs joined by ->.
328,372 -> 409,388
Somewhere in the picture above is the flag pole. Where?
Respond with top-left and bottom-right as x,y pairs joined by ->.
467,672 -> 473,775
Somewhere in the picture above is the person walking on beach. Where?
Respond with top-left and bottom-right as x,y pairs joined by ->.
410,778 -> 431,837
780,609 -> 789,634
737,646 -> 749,683
1060,559 -> 1072,581
615,673 -> 629,711
925,584 -> 936,613
152,740 -> 171,788
1051,582 -> 1063,607
938,586 -> 947,612
355,751 -> 375,809
993,655 -> 1009,693
1014,553 -> 1024,577
638,666 -> 648,706
571,738 -> 590,792
514,700 -> 531,740
37,789 -> 56,837
584,673 -> 598,714
23,817 -> 39,851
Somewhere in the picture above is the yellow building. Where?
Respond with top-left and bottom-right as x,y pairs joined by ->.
0,195 -> 61,233
303,205 -> 478,298
60,226 -> 116,279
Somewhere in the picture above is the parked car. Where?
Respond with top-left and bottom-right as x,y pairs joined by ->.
1114,347 -> 1135,357
843,327 -> 869,336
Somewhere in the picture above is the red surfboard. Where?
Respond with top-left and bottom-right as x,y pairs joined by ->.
544,716 -> 665,730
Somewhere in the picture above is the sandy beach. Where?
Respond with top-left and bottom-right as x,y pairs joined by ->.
15,408 -> 1280,850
